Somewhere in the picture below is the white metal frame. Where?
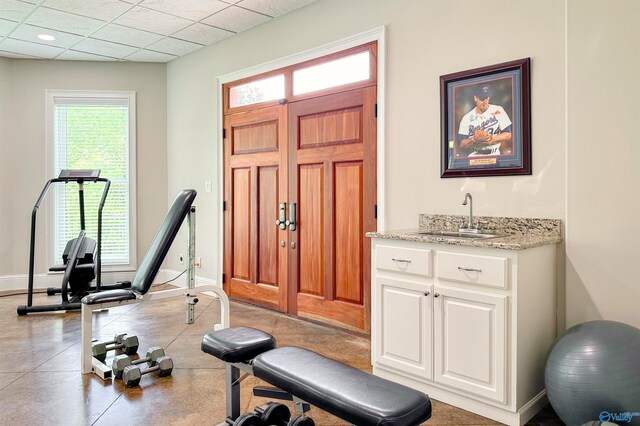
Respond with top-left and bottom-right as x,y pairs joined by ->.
45,90 -> 138,271
215,26 -> 387,286
81,208 -> 230,379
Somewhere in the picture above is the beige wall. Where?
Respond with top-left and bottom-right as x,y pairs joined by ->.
164,0 -> 639,329
3,60 -> 167,276
0,57 -> 13,275
566,0 -> 640,327
166,0 -> 567,293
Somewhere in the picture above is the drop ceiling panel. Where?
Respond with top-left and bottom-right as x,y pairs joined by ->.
0,18 -> 18,36
0,0 -> 36,22
173,22 -> 232,45
114,6 -> 192,35
58,49 -> 117,60
73,37 -> 139,58
202,5 -> 270,33
0,38 -> 65,58
146,37 -> 203,56
25,7 -> 105,36
91,23 -> 164,47
10,24 -> 84,48
240,0 -> 317,17
0,0 -> 319,61
0,49 -> 39,58
139,0 -> 228,22
41,0 -> 133,22
125,49 -> 176,62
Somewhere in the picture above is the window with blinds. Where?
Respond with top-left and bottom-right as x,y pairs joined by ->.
48,92 -> 136,268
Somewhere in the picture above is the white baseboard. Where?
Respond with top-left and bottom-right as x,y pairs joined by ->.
0,269 -> 217,292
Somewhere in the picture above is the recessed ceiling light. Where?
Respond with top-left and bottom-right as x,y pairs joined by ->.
37,34 -> 56,41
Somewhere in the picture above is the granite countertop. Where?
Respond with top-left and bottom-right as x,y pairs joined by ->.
365,215 -> 562,250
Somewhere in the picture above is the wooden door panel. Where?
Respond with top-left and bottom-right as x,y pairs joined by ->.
258,166 -> 278,286
289,86 -> 376,333
224,105 -> 287,311
233,120 -> 278,154
334,161 -> 363,304
298,164 -> 324,296
232,168 -> 251,281
299,107 -> 362,148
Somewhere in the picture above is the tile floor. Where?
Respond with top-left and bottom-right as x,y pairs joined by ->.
0,287 -> 562,425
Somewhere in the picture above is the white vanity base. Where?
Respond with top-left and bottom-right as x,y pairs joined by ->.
375,366 -> 549,426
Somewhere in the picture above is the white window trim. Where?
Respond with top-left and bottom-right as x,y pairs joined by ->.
216,26 -> 386,286
45,90 -> 137,272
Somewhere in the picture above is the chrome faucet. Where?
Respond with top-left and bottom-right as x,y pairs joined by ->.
460,193 -> 478,233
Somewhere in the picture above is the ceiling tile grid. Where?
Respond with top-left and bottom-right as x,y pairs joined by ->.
41,0 -> 132,22
57,49 -> 117,60
0,0 -> 319,62
25,7 -> 105,36
139,0 -> 229,22
91,23 -> 164,47
0,18 -> 18,36
10,23 -> 84,48
146,36 -> 203,57
172,22 -> 232,45
113,6 -> 192,35
202,5 -> 270,33
0,0 -> 35,22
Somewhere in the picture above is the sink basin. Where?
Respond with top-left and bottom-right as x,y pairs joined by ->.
411,230 -> 501,239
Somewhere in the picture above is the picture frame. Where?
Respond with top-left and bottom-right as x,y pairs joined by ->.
440,58 -> 531,178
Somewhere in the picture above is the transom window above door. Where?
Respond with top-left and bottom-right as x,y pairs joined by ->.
224,42 -> 376,114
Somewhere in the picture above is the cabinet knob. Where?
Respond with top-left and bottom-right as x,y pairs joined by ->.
423,291 -> 430,296
434,293 -> 440,298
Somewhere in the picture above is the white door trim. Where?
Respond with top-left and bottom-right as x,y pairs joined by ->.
215,26 -> 387,285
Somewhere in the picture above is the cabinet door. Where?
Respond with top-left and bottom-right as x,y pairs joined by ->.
434,285 -> 507,403
374,277 -> 432,380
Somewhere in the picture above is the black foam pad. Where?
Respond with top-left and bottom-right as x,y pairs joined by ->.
201,327 -> 276,363
131,189 -> 196,295
81,289 -> 136,305
253,347 -> 432,426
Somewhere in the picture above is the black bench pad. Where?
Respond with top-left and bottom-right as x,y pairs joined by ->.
81,289 -> 137,305
253,347 -> 432,426
202,327 -> 276,363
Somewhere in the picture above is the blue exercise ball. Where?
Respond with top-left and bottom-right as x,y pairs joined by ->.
545,320 -> 640,426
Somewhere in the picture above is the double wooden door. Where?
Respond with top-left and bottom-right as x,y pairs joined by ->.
223,86 -> 376,333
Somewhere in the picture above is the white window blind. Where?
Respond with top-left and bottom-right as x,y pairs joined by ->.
50,94 -> 135,267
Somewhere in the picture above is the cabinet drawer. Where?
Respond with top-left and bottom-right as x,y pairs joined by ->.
376,245 -> 432,277
437,251 -> 508,289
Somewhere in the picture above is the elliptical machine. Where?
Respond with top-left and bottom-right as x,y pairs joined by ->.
17,169 -> 130,315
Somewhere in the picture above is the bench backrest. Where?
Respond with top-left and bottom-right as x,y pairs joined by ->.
131,189 -> 197,294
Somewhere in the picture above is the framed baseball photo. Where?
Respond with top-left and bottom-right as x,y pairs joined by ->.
440,58 -> 531,178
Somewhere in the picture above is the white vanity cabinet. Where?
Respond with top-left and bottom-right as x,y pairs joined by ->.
371,238 -> 557,426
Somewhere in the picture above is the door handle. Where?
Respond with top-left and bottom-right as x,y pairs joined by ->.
275,202 -> 286,230
286,202 -> 296,231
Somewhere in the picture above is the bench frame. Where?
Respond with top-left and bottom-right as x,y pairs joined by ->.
220,361 -> 311,426
81,207 -> 230,379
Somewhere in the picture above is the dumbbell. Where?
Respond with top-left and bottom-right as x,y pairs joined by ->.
112,346 -> 166,379
286,416 -> 314,426
254,403 -> 290,425
122,355 -> 173,387
92,333 -> 139,363
232,412 -> 263,426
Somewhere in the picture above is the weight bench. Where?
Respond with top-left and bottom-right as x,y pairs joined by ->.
202,327 -> 432,426
81,189 -> 230,379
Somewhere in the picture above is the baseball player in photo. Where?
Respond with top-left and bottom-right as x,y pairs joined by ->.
457,84 -> 513,157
